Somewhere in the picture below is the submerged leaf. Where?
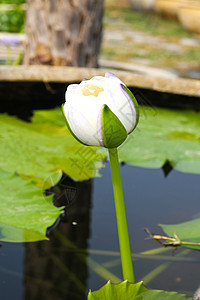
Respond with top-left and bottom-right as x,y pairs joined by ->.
0,109 -> 105,188
0,168 -> 62,242
118,107 -> 200,174
88,280 -> 191,299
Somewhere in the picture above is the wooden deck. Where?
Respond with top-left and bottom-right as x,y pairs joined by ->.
0,65 -> 200,98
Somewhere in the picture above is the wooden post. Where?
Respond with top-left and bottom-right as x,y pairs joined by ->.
24,0 -> 104,67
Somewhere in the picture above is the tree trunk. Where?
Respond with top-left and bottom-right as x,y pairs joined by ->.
24,0 -> 104,67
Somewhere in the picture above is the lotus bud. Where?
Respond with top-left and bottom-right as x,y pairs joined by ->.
62,72 -> 139,148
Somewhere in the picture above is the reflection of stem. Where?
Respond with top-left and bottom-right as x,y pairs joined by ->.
101,248 -> 171,269
102,258 -> 121,269
142,249 -> 190,285
49,253 -> 86,293
142,263 -> 171,285
140,247 -> 171,256
0,266 -> 67,293
71,248 -> 199,263
88,258 -> 121,283
55,230 -> 121,283
108,147 -> 135,283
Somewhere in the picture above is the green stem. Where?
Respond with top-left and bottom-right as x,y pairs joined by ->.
108,147 -> 135,283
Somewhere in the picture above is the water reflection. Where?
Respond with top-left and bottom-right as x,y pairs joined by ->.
1,164 -> 200,299
24,176 -> 92,300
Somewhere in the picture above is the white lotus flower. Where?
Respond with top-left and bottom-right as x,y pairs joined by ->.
62,72 -> 139,148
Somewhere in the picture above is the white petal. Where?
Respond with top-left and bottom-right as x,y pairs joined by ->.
68,94 -> 102,126
120,84 -> 137,133
105,72 -> 125,85
65,84 -> 79,100
67,106 -> 101,146
64,89 -> 104,146
89,76 -> 106,83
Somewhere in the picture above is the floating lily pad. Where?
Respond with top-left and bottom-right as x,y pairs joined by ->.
0,169 -> 62,242
0,106 -> 199,189
88,280 -> 191,299
160,218 -> 200,250
0,109 -> 105,188
118,106 -> 200,174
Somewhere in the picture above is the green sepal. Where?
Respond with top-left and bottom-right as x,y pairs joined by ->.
121,84 -> 139,130
61,104 -> 88,146
101,104 -> 128,148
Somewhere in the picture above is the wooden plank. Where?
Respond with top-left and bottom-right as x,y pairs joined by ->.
0,65 -> 200,97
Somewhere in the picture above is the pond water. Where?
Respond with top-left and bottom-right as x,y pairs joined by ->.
0,163 -> 199,299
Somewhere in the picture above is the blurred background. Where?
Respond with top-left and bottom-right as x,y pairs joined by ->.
0,0 -> 200,79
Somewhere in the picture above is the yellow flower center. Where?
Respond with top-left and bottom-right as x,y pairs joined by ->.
81,84 -> 104,97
